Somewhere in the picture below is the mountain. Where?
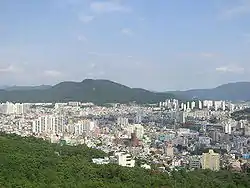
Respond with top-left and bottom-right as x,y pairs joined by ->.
0,79 -> 174,104
0,85 -> 8,90
171,82 -> 250,101
4,85 -> 52,91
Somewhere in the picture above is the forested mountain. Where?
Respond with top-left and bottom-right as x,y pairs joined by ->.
0,79 -> 174,104
3,80 -> 250,103
171,82 -> 250,101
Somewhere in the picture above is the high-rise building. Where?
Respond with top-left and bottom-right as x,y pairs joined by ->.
74,122 -> 85,136
183,104 -> 187,111
203,100 -> 213,109
201,149 -> 220,171
177,112 -> 186,124
127,124 -> 144,140
117,117 -> 129,127
0,103 -> 7,114
230,104 -> 235,112
214,101 -> 223,111
198,100 -> 203,109
32,115 -> 65,135
173,99 -> 179,110
191,101 -> 196,110
15,103 -> 24,114
6,102 -> 15,114
222,101 -> 226,111
0,102 -> 27,114
180,103 -> 184,110
224,123 -> 232,135
166,99 -> 171,108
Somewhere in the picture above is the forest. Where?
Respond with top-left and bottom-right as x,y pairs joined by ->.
0,133 -> 250,188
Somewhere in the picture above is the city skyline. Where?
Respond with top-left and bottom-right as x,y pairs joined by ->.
1,0 -> 250,90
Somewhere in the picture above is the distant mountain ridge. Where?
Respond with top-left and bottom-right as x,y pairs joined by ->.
2,81 -> 249,103
4,85 -> 52,91
0,86 -> 7,90
0,79 -> 174,104
170,82 -> 250,101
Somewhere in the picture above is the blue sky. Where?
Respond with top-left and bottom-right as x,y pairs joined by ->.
0,0 -> 250,91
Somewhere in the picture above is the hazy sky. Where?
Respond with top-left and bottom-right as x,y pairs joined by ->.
0,0 -> 250,91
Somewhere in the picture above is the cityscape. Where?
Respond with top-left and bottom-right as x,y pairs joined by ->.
1,98 -> 249,172
1,0 -> 250,187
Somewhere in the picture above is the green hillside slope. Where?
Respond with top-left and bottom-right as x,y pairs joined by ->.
0,134 -> 249,188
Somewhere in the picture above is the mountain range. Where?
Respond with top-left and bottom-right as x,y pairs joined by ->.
0,85 -> 52,91
171,82 -> 250,101
1,80 -> 250,103
0,79 -> 174,104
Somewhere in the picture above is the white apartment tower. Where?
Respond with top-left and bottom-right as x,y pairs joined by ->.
15,103 -> 24,114
181,103 -> 184,110
203,100 -> 213,109
1,102 -> 25,114
191,101 -> 196,110
198,100 -> 203,109
32,115 -> 65,135
222,101 -> 226,111
224,123 -> 232,135
74,120 -> 96,136
183,104 -> 187,111
6,102 -> 15,114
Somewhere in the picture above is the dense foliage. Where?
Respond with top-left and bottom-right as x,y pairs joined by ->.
0,133 -> 250,188
0,79 -> 174,104
231,108 -> 250,121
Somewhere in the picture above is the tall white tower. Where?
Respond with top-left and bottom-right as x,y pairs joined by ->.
198,100 -> 203,109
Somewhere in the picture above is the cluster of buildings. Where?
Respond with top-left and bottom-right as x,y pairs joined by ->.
32,115 -> 97,136
0,102 -> 30,114
0,99 -> 249,171
159,99 -> 238,112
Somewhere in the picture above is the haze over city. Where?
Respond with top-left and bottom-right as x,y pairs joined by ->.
1,0 -> 250,91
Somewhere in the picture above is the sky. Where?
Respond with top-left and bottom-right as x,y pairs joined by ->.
0,0 -> 250,91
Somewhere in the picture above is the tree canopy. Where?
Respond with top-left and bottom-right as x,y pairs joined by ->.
0,133 -> 249,188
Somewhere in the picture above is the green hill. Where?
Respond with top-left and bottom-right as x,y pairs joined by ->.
0,133 -> 250,188
0,79 -> 174,104
170,82 -> 250,101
